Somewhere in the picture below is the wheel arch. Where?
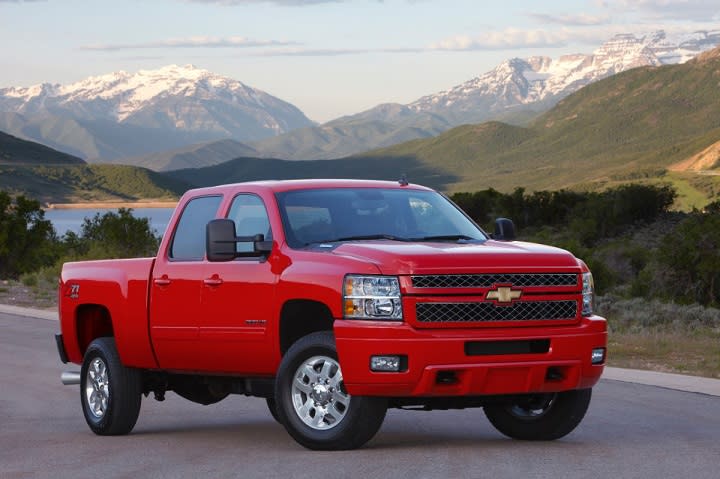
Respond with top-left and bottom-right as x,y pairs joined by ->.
279,299 -> 334,356
76,304 -> 114,357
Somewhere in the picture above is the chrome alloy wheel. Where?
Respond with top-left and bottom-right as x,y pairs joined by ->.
85,357 -> 110,419
509,394 -> 557,419
291,355 -> 350,430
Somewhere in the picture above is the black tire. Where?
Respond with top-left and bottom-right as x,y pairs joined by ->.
80,337 -> 142,435
484,388 -> 592,441
274,331 -> 387,450
266,397 -> 281,423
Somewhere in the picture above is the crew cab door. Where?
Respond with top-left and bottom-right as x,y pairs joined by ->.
195,193 -> 277,373
149,195 -> 223,371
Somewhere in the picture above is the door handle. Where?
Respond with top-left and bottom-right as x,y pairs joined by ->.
154,276 -> 171,286
203,276 -> 223,286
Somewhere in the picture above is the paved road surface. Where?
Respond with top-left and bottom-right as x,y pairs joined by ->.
2,312 -> 719,479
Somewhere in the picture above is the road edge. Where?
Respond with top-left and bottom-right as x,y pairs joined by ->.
2,303 -> 719,397
0,303 -> 57,321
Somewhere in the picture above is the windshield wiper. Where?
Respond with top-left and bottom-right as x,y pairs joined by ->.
412,234 -> 477,242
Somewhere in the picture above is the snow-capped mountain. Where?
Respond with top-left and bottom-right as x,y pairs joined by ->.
0,65 -> 313,160
407,30 -> 720,123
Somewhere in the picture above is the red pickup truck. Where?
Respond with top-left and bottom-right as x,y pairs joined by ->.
56,179 -> 606,450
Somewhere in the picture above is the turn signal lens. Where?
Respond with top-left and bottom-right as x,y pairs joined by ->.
343,275 -> 403,321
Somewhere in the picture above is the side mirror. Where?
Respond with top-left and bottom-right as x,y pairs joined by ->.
206,219 -> 273,262
492,217 -> 516,241
207,219 -> 238,262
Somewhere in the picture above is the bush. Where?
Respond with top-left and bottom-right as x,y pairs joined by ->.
655,211 -> 720,306
0,191 -> 58,278
61,208 -> 160,260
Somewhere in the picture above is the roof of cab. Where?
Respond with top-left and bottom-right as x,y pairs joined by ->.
182,178 -> 434,197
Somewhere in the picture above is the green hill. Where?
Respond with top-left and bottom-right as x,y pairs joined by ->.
110,138 -> 261,171
350,48 -> 720,205
0,164 -> 190,203
0,130 -> 85,165
166,155 -> 458,191
166,48 -> 720,209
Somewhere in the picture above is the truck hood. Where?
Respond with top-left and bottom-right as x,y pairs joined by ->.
330,240 -> 581,275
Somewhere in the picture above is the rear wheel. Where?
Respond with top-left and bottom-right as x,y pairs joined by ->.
80,337 -> 142,435
484,388 -> 592,440
274,331 -> 387,450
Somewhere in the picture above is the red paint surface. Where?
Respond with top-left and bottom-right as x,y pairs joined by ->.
59,179 -> 606,396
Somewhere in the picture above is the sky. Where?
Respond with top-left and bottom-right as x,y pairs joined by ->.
0,0 -> 718,122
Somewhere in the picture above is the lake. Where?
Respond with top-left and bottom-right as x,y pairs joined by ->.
44,208 -> 176,237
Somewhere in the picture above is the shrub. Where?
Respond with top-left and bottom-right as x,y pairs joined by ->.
0,191 -> 58,278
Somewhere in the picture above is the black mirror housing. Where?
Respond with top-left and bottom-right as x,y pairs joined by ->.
492,217 -> 516,241
206,219 -> 238,262
206,219 -> 273,261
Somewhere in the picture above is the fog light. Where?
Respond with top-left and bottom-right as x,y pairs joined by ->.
591,348 -> 606,365
370,355 -> 401,372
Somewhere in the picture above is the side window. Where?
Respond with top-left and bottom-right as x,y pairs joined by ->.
170,195 -> 222,260
227,194 -> 272,254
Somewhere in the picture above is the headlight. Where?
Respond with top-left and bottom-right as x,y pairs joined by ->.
344,275 -> 403,321
582,272 -> 595,316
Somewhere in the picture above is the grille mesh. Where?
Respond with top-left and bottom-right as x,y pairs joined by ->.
415,301 -> 577,323
411,273 -> 577,289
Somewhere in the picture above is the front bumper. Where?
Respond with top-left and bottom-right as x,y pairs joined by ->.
334,316 -> 607,397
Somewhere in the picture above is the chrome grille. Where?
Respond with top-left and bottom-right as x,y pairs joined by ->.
411,274 -> 577,289
415,301 -> 577,323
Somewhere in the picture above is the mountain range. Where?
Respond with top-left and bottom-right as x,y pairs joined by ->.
245,30 -> 720,162
0,64 -> 313,161
1,30 -> 718,171
3,45 -> 720,207
164,46 -> 720,209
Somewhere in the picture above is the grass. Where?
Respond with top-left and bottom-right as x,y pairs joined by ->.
597,295 -> 720,379
608,332 -> 720,378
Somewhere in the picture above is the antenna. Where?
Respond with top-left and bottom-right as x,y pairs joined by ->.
398,174 -> 409,186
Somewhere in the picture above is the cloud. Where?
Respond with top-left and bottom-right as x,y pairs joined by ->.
184,0 -> 345,5
429,29 -> 572,51
81,36 -> 299,51
598,0 -> 720,22
528,13 -> 610,26
251,46 -> 425,56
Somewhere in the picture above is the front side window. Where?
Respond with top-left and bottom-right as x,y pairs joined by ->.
227,194 -> 272,254
170,195 -> 222,260
276,188 -> 486,248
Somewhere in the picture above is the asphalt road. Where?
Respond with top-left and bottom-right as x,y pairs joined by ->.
2,312 -> 720,479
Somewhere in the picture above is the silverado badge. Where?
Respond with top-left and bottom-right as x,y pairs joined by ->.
486,286 -> 521,303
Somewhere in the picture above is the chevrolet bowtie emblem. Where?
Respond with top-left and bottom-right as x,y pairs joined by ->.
486,287 -> 521,303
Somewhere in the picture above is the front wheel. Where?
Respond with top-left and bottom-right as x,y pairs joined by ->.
274,331 -> 387,450
80,337 -> 142,435
484,388 -> 592,441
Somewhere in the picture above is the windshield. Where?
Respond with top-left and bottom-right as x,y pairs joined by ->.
276,188 -> 487,248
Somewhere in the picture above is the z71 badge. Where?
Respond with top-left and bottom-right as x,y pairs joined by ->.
65,283 -> 80,299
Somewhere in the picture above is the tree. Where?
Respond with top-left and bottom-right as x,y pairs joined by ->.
656,211 -> 720,306
0,191 -> 58,278
68,208 -> 160,259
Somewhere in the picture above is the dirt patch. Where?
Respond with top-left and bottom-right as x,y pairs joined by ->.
0,279 -> 57,310
669,139 -> 720,172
